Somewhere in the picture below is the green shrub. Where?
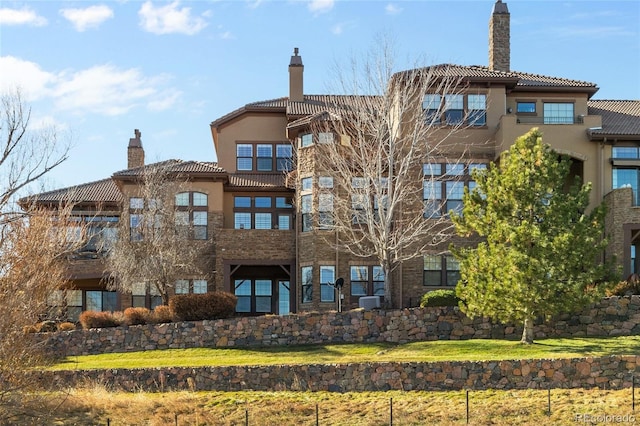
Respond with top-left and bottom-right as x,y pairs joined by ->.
150,305 -> 174,324
79,311 -> 121,329
123,307 -> 151,326
420,289 -> 460,307
57,322 -> 77,332
169,291 -> 237,321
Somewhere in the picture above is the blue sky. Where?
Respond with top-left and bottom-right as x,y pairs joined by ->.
1,0 -> 639,191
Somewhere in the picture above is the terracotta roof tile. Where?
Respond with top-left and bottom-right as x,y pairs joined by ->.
113,160 -> 226,178
21,177 -> 122,205
588,100 -> 640,138
227,173 -> 289,189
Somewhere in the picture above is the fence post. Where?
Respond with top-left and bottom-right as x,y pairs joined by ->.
316,403 -> 319,426
466,390 -> 469,424
633,376 -> 636,412
547,388 -> 551,416
389,397 -> 393,426
175,413 -> 178,426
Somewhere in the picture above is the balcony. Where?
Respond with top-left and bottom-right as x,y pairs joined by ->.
515,115 -> 585,125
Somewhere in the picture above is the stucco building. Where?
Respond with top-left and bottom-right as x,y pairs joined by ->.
28,0 -> 640,319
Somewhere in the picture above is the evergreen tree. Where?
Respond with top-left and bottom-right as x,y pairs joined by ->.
452,128 -> 610,344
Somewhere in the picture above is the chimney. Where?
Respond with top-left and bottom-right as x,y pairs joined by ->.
288,47 -> 304,102
127,129 -> 145,169
489,0 -> 510,72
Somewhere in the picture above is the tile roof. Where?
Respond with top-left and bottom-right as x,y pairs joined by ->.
112,160 -> 226,178
393,64 -> 598,92
587,100 -> 640,138
21,177 -> 122,205
227,173 -> 290,189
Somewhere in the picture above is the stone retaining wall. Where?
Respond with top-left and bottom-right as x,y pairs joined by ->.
40,296 -> 640,357
37,355 -> 640,393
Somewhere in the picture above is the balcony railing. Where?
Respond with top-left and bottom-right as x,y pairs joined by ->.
516,115 -> 585,125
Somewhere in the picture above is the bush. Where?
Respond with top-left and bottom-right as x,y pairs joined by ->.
150,305 -> 174,324
420,289 -> 460,307
123,307 -> 151,326
57,322 -> 76,331
606,274 -> 640,296
36,320 -> 58,333
169,291 -> 237,321
23,325 -> 38,334
79,311 -> 121,329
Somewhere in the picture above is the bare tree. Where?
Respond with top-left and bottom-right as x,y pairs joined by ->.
0,89 -> 69,218
104,164 -> 211,305
0,205 -> 85,422
0,89 -> 78,421
301,39 -> 486,308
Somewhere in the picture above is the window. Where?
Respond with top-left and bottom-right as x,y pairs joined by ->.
318,193 -> 334,229
423,93 -> 486,126
423,94 -> 441,124
237,144 -> 253,171
236,142 -> 293,172
301,194 -> 312,231
517,102 -> 536,113
445,94 -> 464,125
320,266 -> 336,302
301,177 -> 313,191
235,279 -> 252,312
86,290 -> 117,312
318,132 -> 334,144
175,192 -> 208,240
423,254 -> 460,286
350,266 -> 385,298
468,94 -> 486,126
276,144 -> 293,171
301,266 -> 313,303
175,279 -> 208,294
66,290 -> 83,321
612,146 -> 640,205
543,102 -> 574,124
423,162 -> 486,218
256,144 -> 273,171
234,195 -> 292,229
301,133 -> 313,148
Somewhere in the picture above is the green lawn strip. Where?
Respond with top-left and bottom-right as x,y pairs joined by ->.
48,335 -> 640,371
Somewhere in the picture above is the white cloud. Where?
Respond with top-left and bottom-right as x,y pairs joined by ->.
53,65 -> 177,116
0,7 -> 47,26
60,5 -> 114,32
139,1 -> 208,35
331,23 -> 344,35
385,3 -> 402,15
1,57 -> 180,116
0,56 -> 56,100
308,0 -> 334,14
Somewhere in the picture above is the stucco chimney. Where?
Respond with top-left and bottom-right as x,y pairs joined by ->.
489,0 -> 510,72
289,47 -> 304,102
127,129 -> 145,169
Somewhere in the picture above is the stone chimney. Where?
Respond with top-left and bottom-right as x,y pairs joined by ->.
489,0 -> 510,72
127,129 -> 145,169
288,47 -> 304,102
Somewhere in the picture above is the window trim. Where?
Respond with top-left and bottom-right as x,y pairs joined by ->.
234,195 -> 293,230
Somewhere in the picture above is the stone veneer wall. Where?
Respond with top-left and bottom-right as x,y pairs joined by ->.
41,296 -> 640,358
36,356 -> 640,393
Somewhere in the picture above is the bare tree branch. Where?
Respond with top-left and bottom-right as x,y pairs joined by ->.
299,40 -> 490,307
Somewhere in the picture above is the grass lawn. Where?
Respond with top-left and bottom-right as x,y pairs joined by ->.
29,387 -> 639,425
49,335 -> 640,371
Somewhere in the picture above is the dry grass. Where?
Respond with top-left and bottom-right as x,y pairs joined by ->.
31,385 -> 638,425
